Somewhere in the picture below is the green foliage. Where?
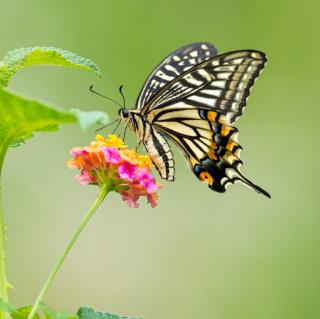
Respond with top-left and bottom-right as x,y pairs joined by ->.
0,88 -> 108,148
77,306 -> 140,319
0,47 -> 101,87
71,109 -> 108,131
0,300 -> 138,319
0,299 -> 15,314
0,300 -> 74,319
0,46 -> 108,152
11,307 -> 40,319
40,303 -> 77,319
0,300 -> 40,319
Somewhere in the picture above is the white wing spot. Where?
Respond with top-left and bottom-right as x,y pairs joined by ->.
190,51 -> 198,57
217,72 -> 231,80
156,70 -> 174,81
233,58 -> 243,64
187,95 -> 215,106
165,64 -> 180,75
251,52 -> 261,59
212,80 -> 226,89
185,74 -> 203,85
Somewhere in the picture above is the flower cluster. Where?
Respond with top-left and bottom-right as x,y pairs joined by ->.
68,134 -> 160,208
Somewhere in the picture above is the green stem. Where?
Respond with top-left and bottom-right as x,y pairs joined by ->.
0,183 -> 8,303
0,141 -> 9,319
27,183 -> 111,319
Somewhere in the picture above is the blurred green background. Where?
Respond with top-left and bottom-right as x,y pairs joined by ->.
1,0 -> 319,318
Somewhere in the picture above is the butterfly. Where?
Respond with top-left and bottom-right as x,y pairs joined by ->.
117,42 -> 270,198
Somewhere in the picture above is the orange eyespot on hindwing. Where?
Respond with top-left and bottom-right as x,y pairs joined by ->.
199,171 -> 214,185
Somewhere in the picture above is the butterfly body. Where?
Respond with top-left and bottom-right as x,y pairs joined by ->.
119,42 -> 270,198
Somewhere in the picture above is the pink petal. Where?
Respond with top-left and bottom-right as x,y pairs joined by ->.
118,162 -> 137,182
136,169 -> 158,193
102,147 -> 121,164
75,169 -> 95,185
120,193 -> 139,208
70,148 -> 89,158
147,193 -> 158,208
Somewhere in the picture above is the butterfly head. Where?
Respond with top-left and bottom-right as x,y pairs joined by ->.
119,108 -> 130,119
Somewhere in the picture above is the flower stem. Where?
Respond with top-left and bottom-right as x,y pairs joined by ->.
27,183 -> 111,319
0,141 -> 9,319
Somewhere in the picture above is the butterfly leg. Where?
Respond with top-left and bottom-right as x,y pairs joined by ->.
135,140 -> 142,152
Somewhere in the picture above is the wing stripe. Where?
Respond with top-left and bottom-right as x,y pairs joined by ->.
143,128 -> 175,181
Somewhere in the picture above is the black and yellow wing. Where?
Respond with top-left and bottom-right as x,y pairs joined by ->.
152,108 -> 270,197
135,45 -> 270,197
143,50 -> 267,123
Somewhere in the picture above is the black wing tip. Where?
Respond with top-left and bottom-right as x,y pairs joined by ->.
233,170 -> 271,199
259,187 -> 271,199
244,178 -> 271,199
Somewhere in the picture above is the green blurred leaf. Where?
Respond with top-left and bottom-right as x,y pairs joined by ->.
40,303 -> 77,319
0,88 -> 109,148
77,306 -> 140,319
11,306 -> 40,319
71,109 -> 108,131
0,298 -> 15,314
0,47 -> 101,87
0,301 -> 77,319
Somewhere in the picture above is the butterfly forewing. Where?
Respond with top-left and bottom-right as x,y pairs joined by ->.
144,50 -> 267,123
136,42 -> 217,110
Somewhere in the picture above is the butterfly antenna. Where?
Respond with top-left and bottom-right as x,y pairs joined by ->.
89,85 -> 123,108
119,85 -> 126,109
95,118 -> 120,134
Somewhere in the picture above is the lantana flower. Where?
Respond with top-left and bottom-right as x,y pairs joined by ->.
68,134 -> 160,208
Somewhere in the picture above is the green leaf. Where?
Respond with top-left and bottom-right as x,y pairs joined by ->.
11,307 -> 40,319
71,109 -> 109,131
77,306 -> 140,319
0,298 -> 15,314
0,47 -> 101,87
0,301 -> 41,319
0,88 -> 109,148
40,303 -> 77,319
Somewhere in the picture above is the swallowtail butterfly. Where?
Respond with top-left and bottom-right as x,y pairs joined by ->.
118,42 -> 270,198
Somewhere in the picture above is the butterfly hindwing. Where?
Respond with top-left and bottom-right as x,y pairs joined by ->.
152,108 -> 270,197
136,42 -> 217,110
